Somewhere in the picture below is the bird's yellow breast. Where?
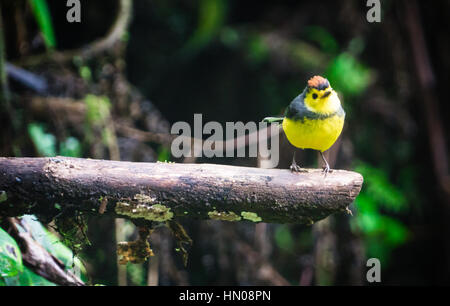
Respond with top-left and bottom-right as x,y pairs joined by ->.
282,115 -> 344,152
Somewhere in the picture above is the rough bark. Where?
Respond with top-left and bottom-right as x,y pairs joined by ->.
0,157 -> 363,224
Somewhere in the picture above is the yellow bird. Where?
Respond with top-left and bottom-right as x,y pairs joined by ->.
264,76 -> 345,173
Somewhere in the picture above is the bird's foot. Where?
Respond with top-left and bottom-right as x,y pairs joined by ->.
290,162 -> 307,173
322,165 -> 333,176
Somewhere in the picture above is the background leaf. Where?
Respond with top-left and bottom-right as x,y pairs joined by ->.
27,122 -> 57,157
20,215 -> 87,281
28,0 -> 56,49
0,227 -> 23,279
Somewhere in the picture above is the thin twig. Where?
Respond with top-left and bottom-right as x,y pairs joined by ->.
16,0 -> 133,67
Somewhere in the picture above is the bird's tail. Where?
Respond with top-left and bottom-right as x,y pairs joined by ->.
262,117 -> 284,123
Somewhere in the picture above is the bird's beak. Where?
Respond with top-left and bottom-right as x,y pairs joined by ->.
321,91 -> 331,99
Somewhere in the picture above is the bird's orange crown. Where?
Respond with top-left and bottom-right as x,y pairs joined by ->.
307,76 -> 330,91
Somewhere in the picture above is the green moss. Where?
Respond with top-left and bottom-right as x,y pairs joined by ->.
54,214 -> 90,256
208,210 -> 241,222
115,202 -> 173,222
117,240 -> 154,265
0,191 -> 7,203
134,194 -> 156,204
241,211 -> 262,222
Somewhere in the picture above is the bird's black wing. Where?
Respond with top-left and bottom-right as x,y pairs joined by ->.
284,89 -> 319,121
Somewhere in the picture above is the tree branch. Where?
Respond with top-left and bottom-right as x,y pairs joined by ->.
0,157 -> 363,224
17,0 -> 133,67
7,217 -> 85,286
28,96 -> 282,154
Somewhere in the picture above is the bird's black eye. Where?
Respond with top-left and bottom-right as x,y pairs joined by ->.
312,93 -> 318,99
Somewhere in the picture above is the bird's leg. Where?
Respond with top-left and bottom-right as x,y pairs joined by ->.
320,151 -> 333,175
290,151 -> 306,173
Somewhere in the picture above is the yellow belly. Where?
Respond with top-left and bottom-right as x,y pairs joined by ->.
282,116 -> 344,152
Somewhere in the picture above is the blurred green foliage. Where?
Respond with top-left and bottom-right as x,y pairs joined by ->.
54,215 -> 91,257
85,95 -> 111,124
16,266 -> 57,286
60,137 -> 82,157
0,227 -> 23,279
245,34 -> 269,65
28,0 -> 56,49
127,263 -> 146,286
84,94 -> 114,148
28,123 -> 81,157
0,215 -> 87,286
219,27 -> 240,49
157,146 -> 171,162
304,26 -> 339,55
79,66 -> 93,82
28,122 -> 57,156
351,163 -> 410,263
23,215 -> 87,273
274,225 -> 294,253
182,0 -> 227,55
326,52 -> 372,97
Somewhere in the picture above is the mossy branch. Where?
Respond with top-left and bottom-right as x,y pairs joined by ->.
0,157 -> 363,224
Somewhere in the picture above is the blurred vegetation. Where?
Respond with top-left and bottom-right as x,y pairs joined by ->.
28,122 -> 82,157
352,162 -> 410,263
28,0 -> 56,49
0,216 -> 87,285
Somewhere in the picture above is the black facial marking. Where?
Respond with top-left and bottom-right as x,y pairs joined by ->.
322,91 -> 331,98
